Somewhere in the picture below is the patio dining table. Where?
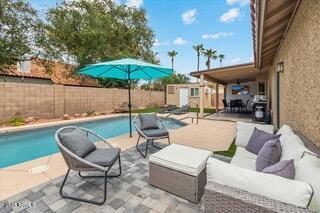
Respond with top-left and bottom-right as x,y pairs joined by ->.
229,99 -> 243,112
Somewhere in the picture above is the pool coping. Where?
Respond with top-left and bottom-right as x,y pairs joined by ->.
0,113 -> 188,135
0,114 -> 123,134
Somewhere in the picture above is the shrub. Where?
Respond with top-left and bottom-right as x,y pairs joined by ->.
86,110 -> 95,116
9,117 -> 25,126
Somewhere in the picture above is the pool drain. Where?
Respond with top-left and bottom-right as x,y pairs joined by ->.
28,165 -> 49,174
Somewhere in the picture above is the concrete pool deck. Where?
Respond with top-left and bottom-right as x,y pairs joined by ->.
0,113 -> 236,201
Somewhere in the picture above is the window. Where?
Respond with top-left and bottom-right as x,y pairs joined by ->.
257,81 -> 266,95
190,88 -> 199,97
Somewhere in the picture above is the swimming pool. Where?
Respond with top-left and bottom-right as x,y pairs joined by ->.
0,116 -> 185,168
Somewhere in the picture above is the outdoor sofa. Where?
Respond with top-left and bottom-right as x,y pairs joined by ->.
205,122 -> 319,212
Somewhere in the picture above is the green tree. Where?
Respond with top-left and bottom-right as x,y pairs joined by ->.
0,0 -> 43,69
167,50 -> 178,69
152,72 -> 189,91
218,54 -> 225,67
202,49 -> 217,70
42,0 -> 158,68
192,44 -> 204,71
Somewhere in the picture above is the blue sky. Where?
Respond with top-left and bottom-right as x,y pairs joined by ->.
29,0 -> 253,79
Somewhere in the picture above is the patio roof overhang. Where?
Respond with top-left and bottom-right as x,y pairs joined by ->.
190,63 -> 257,85
252,0 -> 301,69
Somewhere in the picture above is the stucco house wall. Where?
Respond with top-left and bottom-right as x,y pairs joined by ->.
269,0 -> 320,145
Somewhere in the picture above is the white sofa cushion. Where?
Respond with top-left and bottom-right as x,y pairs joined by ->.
295,152 -> 320,210
231,155 -> 256,171
280,134 -> 311,163
230,147 -> 257,170
233,146 -> 258,159
276,124 -> 295,146
207,158 -> 313,208
149,144 -> 212,176
235,122 -> 274,147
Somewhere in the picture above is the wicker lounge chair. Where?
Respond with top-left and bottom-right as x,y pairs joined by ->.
171,104 -> 190,115
157,104 -> 177,114
134,113 -> 170,158
55,126 -> 121,205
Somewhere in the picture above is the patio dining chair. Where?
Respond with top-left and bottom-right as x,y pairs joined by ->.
55,126 -> 121,205
222,99 -> 229,112
235,99 -> 243,112
229,100 -> 236,112
134,113 -> 170,158
241,99 -> 250,112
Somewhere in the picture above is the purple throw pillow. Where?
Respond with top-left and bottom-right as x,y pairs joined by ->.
262,159 -> 295,179
246,128 -> 281,154
256,139 -> 282,172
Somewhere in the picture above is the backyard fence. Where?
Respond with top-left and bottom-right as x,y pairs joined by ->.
0,82 -> 165,122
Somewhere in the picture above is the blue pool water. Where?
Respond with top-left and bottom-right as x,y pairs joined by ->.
0,116 -> 185,168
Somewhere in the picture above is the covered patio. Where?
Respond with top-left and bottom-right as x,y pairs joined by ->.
190,63 -> 269,122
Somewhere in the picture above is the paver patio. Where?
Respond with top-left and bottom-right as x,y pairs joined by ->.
0,142 -> 230,213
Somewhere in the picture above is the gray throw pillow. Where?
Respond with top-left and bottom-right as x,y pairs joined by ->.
262,159 -> 295,179
59,128 -> 96,157
256,139 -> 282,172
139,113 -> 158,130
246,127 -> 281,154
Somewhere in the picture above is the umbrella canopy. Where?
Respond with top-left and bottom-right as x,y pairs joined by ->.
78,58 -> 173,137
79,58 -> 173,80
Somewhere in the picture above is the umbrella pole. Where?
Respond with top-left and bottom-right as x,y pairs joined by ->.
128,71 -> 132,138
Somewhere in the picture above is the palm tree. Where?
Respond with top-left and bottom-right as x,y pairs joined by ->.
202,49 -> 217,70
218,54 -> 225,67
192,44 -> 204,71
167,50 -> 178,69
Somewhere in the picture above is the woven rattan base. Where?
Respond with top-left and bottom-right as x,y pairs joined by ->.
149,162 -> 207,203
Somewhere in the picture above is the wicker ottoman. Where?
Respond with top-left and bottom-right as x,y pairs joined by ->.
149,144 -> 212,203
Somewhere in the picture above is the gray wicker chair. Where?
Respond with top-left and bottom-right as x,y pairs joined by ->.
134,115 -> 170,158
204,130 -> 318,213
55,126 -> 121,205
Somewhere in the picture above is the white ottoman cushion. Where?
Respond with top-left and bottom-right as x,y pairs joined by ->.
149,144 -> 212,176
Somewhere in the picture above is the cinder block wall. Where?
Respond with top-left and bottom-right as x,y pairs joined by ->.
0,82 -> 165,122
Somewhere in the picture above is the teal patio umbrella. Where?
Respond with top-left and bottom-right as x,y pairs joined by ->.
79,58 -> 173,137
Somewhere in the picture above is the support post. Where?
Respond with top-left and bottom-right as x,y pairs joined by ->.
199,74 -> 204,118
216,83 -> 219,113
128,67 -> 132,138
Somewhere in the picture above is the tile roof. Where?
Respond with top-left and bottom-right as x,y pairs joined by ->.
0,59 -> 99,87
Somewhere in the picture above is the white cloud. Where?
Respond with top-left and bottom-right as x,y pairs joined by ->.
173,37 -> 187,45
154,39 -> 168,47
126,0 -> 143,8
182,9 -> 197,25
202,32 -> 234,40
226,0 -> 250,7
220,8 -> 240,23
